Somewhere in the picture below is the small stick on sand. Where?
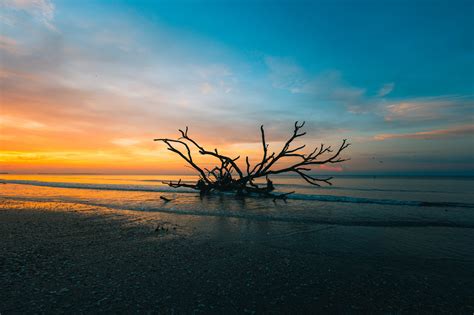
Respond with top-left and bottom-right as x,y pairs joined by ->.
160,196 -> 173,202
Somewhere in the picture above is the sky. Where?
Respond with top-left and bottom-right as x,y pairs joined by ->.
0,0 -> 473,175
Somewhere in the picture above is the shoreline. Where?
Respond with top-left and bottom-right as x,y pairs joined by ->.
1,198 -> 473,313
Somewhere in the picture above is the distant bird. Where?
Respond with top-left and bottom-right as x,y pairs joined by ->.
160,196 -> 173,202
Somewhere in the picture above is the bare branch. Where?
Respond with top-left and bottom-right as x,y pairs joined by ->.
154,122 -> 350,198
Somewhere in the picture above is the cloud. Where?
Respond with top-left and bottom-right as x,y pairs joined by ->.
383,96 -> 473,122
1,0 -> 55,30
293,71 -> 365,101
194,64 -> 232,79
377,83 -> 394,97
111,138 -> 142,146
374,125 -> 474,141
264,56 -> 305,91
264,57 -> 367,112
0,115 -> 46,130
0,7 -> 260,149
2,5 -> 472,174
200,82 -> 214,95
385,102 -> 438,121
0,35 -> 18,53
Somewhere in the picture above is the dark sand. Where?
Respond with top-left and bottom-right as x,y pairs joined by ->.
1,199 -> 473,313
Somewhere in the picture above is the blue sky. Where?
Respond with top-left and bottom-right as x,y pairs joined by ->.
1,0 -> 473,174
154,1 -> 469,88
91,0 -> 474,95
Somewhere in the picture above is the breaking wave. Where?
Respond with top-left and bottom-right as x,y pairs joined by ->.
2,195 -> 473,229
2,179 -> 473,209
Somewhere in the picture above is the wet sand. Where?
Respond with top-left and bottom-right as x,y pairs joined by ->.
1,198 -> 473,313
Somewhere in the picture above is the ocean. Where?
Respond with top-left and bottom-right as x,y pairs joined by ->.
1,174 -> 473,228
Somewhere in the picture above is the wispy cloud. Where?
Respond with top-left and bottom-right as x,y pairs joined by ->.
385,102 -> 439,121
1,0 -> 56,30
200,82 -> 214,95
377,83 -> 394,97
374,125 -> 474,141
383,96 -> 473,122
0,115 -> 46,130
0,114 -> 82,133
264,57 -> 368,113
194,64 -> 232,79
294,71 -> 366,101
0,35 -> 18,53
111,138 -> 142,147
2,2 -> 473,174
264,56 -> 305,91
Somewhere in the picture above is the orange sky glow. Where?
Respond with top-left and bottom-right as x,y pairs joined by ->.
1,0 -> 473,175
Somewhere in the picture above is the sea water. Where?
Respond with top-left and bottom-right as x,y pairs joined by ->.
1,174 -> 473,228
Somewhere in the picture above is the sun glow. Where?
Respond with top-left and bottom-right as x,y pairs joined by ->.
1,0 -> 472,175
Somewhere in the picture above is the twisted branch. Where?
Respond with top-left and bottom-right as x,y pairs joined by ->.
154,121 -> 350,198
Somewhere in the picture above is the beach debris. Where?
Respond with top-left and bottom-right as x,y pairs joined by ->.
155,224 -> 168,232
160,196 -> 173,202
154,222 -> 177,234
154,121 -> 350,199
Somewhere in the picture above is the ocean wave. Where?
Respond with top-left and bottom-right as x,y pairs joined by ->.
135,179 -> 453,194
273,183 -> 456,194
2,196 -> 473,229
287,193 -> 474,208
2,179 -> 473,209
0,179 -> 195,193
122,178 -> 456,194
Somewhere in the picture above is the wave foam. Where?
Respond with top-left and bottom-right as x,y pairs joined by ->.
3,196 -> 473,229
2,179 -> 473,209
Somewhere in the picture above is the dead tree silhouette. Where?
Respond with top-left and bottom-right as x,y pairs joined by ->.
154,121 -> 350,200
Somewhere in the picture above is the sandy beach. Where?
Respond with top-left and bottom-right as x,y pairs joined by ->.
1,197 -> 473,313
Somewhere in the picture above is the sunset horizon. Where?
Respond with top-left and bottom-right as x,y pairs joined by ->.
1,0 -> 473,175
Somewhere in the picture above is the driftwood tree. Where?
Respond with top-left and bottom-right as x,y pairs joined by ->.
154,121 -> 350,200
